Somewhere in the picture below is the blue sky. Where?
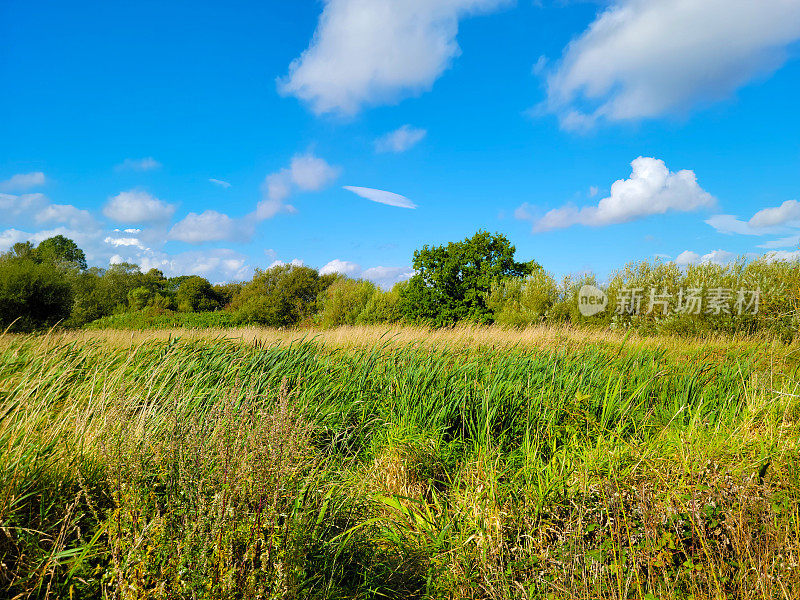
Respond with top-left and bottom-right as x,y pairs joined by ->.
2,0 -> 799,285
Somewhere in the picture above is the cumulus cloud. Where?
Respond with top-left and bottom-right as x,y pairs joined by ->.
139,248 -> 252,282
0,172 -> 46,192
0,187 -> 254,282
0,192 -> 98,231
278,0 -> 511,115
706,199 -> 800,238
115,157 -> 161,172
749,199 -> 800,228
268,258 -> 305,269
104,236 -> 147,250
35,203 -> 97,229
319,259 -> 362,277
257,153 -> 340,220
375,125 -> 427,153
521,157 -> 714,232
0,226 -> 105,259
168,210 -> 249,244
542,0 -> 800,130
343,186 -> 417,209
318,259 -> 413,288
208,178 -> 231,188
0,192 -> 49,220
362,265 -> 415,288
103,190 -> 176,224
674,249 -> 735,267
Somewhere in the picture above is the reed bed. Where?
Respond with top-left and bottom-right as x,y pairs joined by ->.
0,328 -> 798,599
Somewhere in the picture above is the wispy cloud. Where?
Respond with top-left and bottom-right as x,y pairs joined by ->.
257,153 -> 340,220
375,125 -> 427,153
343,186 -> 416,209
209,178 -> 231,188
115,157 -> 161,172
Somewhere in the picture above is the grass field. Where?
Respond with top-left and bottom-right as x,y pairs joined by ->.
1,325 -> 799,599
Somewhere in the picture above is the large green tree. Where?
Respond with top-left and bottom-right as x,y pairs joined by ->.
35,235 -> 87,269
400,231 -> 536,326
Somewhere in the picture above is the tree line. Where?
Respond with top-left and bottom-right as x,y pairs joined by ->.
1,231 -> 798,339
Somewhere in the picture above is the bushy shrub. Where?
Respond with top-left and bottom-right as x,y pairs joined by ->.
317,278 -> 377,327
359,282 -> 406,324
85,309 -> 243,330
0,256 -> 73,331
231,264 -> 333,327
175,276 -> 221,312
488,268 -> 558,327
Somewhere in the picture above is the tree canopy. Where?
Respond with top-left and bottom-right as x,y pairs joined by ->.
400,230 -> 536,326
35,235 -> 87,269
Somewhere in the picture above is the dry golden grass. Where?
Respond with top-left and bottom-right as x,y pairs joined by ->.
3,322 -> 794,358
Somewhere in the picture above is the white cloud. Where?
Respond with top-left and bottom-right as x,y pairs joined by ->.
543,0 -> 800,130
343,186 -> 417,209
758,234 -> 800,249
0,192 -> 49,219
318,259 -> 413,288
257,153 -> 340,220
103,190 -> 176,224
0,229 -> 34,249
704,214 -> 760,236
139,248 -> 252,282
674,249 -> 735,266
209,178 -> 231,188
104,236 -> 147,250
362,265 -> 415,288
524,157 -> 714,232
115,157 -> 161,172
706,199 -> 800,236
0,189 -> 254,282
168,210 -> 250,244
0,192 -> 98,231
268,258 -> 305,269
319,259 -> 362,277
35,203 -> 97,229
0,226 -> 105,260
375,125 -> 427,153
749,199 -> 800,228
764,250 -> 800,262
278,0 -> 511,115
289,153 -> 341,191
0,172 -> 45,192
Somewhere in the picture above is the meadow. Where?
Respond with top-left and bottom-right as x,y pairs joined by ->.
1,325 -> 799,599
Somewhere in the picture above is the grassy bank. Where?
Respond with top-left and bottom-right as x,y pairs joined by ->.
1,327 -> 799,598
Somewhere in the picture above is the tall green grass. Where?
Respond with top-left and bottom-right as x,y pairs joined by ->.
0,332 -> 798,598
